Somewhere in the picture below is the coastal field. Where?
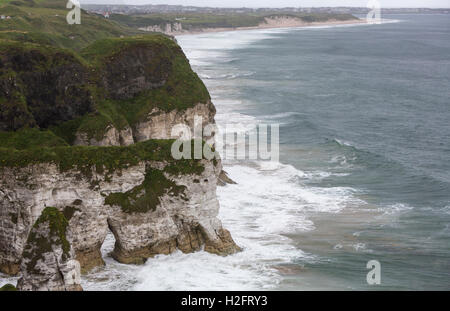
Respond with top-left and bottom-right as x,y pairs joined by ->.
109,11 -> 360,29
105,11 -> 362,35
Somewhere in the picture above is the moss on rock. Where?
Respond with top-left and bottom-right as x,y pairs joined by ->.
105,167 -> 188,214
0,283 -> 17,291
0,139 -> 206,180
22,207 -> 71,274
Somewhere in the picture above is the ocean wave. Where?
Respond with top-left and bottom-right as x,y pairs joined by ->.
121,161 -> 361,290
333,138 -> 355,147
260,111 -> 303,120
302,171 -> 350,179
440,205 -> 450,215
200,71 -> 255,80
81,233 -> 142,291
84,160 -> 359,290
380,203 -> 414,215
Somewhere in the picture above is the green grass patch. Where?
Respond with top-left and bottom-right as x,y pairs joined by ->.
0,1 -> 142,50
105,167 -> 188,214
0,139 -> 206,179
0,127 -> 68,149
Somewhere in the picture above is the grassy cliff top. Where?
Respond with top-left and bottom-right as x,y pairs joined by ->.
0,34 -> 210,142
0,138 -> 207,180
0,0 -> 142,50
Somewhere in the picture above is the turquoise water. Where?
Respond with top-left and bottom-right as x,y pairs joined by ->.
177,15 -> 450,290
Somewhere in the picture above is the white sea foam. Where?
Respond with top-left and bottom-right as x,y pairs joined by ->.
123,24 -> 367,291
81,157 -> 361,290
80,20 -> 376,291
260,111 -> 303,120
129,161 -> 358,290
380,203 -> 414,215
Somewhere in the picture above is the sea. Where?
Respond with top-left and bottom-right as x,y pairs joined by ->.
2,14 -> 449,291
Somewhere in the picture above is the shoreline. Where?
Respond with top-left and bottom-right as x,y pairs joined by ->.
173,19 -> 367,37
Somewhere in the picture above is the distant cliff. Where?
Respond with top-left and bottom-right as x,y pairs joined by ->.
107,12 -> 360,35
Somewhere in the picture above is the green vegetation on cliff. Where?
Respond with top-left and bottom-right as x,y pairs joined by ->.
22,206 -> 71,273
0,128 -> 68,149
0,139 -> 205,177
105,167 -> 188,214
0,1 -> 214,212
0,137 -> 207,214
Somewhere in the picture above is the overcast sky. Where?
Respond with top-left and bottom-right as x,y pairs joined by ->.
80,0 -> 450,8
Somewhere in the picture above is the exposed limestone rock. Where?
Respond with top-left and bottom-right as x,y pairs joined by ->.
260,16 -> 305,28
74,125 -> 134,147
73,101 -> 216,147
17,207 -> 82,291
0,162 -> 145,274
0,34 -> 240,280
0,158 -> 240,275
217,170 -> 237,186
134,102 -> 216,143
107,162 -> 240,264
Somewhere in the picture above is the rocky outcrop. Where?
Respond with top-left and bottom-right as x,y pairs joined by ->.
134,102 -> 216,143
107,163 -> 240,264
0,143 -> 240,275
260,16 -> 305,28
217,170 -> 237,187
17,207 -> 82,291
1,36 -> 212,147
0,34 -> 240,281
73,101 -> 216,147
